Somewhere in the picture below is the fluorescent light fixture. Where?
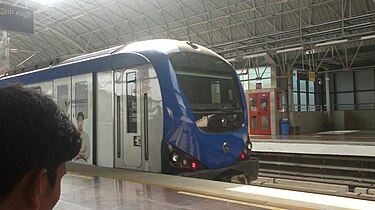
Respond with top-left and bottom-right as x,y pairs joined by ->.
31,0 -> 59,5
360,34 -> 375,40
243,52 -> 267,59
226,58 -> 236,62
315,39 -> 348,47
276,47 -> 303,54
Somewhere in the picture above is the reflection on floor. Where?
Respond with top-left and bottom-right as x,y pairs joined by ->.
60,163 -> 375,210
55,174 -> 268,210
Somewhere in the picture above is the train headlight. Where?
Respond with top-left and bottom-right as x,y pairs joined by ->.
182,159 -> 188,167
247,142 -> 252,151
171,153 -> 179,163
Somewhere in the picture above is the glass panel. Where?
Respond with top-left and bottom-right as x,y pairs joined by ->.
261,116 -> 269,130
75,81 -> 88,119
308,80 -> 315,93
251,116 -> 258,130
57,85 -> 68,113
210,81 -> 221,104
249,67 -> 272,89
260,96 -> 268,111
293,92 -> 298,112
293,70 -> 298,91
126,72 -> 137,133
300,93 -> 307,112
250,97 -> 257,111
309,93 -> 316,111
243,81 -> 249,91
300,80 -> 306,92
171,52 -> 242,111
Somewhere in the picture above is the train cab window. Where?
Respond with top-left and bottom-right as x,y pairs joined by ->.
170,52 -> 242,111
170,52 -> 244,133
57,85 -> 69,113
126,72 -> 137,133
75,81 -> 88,119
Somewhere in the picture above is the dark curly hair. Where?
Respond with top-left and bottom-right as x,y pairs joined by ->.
0,85 -> 81,199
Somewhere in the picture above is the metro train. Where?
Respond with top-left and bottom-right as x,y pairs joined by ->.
0,39 -> 259,183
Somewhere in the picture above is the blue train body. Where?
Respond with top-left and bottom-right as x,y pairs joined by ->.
0,40 -> 258,182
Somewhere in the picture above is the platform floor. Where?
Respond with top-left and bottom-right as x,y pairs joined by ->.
56,163 -> 375,210
251,130 -> 375,157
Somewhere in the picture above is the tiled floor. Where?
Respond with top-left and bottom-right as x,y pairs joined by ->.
55,175 -> 268,210
62,163 -> 375,210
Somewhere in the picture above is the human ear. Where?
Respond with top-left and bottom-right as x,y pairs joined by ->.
26,168 -> 49,210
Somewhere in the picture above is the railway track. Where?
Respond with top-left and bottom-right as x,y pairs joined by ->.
250,152 -> 375,201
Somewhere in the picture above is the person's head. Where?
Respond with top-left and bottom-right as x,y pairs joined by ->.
0,85 -> 81,210
76,112 -> 85,132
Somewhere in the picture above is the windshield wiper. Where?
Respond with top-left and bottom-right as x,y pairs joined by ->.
191,108 -> 242,113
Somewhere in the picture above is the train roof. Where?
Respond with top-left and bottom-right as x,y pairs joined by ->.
0,39 -> 221,86
60,39 -> 218,65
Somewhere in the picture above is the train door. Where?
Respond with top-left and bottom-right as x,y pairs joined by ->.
115,68 -> 142,169
249,92 -> 271,135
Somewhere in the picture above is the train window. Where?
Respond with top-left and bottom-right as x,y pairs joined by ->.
126,72 -> 137,133
170,52 -> 242,112
57,85 -> 69,113
75,81 -> 88,119
210,81 -> 221,104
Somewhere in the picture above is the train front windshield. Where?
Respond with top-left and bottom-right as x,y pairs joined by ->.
170,52 -> 244,133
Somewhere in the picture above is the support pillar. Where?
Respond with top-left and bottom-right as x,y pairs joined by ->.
0,31 -> 10,76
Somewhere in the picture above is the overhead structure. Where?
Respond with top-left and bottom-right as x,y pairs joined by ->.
0,0 -> 374,73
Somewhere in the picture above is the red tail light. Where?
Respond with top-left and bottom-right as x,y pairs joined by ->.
191,162 -> 197,169
240,153 -> 245,159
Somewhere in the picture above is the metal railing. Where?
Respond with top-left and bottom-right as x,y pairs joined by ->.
288,103 -> 375,112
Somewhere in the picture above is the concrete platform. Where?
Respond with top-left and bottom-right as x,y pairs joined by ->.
251,130 -> 375,157
55,163 -> 375,210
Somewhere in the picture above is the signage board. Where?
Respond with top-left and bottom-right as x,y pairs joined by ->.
308,71 -> 316,81
0,4 -> 34,34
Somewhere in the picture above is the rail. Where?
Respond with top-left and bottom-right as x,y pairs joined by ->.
252,152 -> 375,189
289,103 -> 375,112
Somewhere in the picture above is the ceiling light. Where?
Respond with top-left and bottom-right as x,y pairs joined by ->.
315,39 -> 348,47
31,0 -> 60,5
360,34 -> 375,40
276,47 -> 303,54
243,52 -> 267,59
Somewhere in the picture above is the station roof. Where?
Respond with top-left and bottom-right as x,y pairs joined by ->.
2,0 -> 375,73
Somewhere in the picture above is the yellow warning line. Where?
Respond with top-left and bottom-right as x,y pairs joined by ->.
178,191 -> 287,210
66,172 -> 94,180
